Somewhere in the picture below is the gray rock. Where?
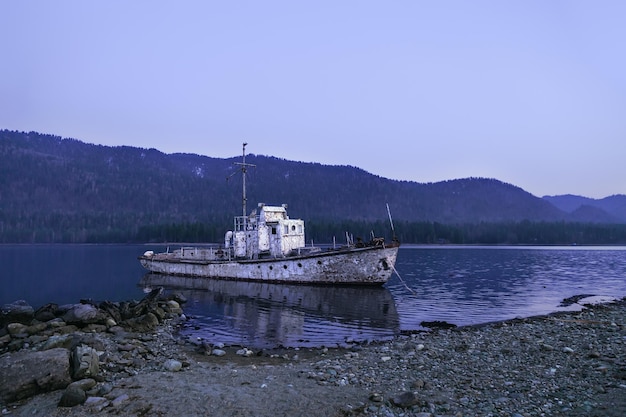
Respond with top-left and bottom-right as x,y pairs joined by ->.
1,300 -> 34,325
125,288 -> 162,319
43,334 -> 77,350
212,349 -> 227,357
107,325 -> 127,335
58,386 -> 87,407
0,348 -> 71,402
111,393 -> 130,407
84,396 -> 110,411
85,396 -> 107,405
47,318 -> 67,327
122,312 -> 159,332
71,344 -> 100,379
68,378 -> 97,391
165,299 -> 182,313
96,382 -> 114,396
369,393 -> 384,402
236,348 -> 254,357
26,322 -> 47,335
34,303 -> 59,322
390,391 -> 423,408
164,359 -> 182,372
98,300 -> 123,323
6,322 -> 29,336
411,379 -> 426,389
54,324 -> 79,335
63,303 -> 106,325
0,334 -> 10,349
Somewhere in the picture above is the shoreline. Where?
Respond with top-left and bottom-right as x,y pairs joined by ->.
2,295 -> 625,416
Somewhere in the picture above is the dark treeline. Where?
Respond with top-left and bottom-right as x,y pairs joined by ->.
311,220 -> 626,246
389,220 -> 626,245
2,212 -> 625,245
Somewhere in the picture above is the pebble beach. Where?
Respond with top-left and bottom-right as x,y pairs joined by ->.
2,296 -> 625,417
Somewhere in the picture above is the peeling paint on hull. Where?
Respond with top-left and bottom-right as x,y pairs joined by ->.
139,245 -> 399,285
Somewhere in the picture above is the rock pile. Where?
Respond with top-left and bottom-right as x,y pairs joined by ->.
0,288 -> 185,407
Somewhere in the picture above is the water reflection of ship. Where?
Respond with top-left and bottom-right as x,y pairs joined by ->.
139,273 -> 400,348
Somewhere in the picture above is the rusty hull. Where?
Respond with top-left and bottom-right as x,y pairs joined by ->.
139,244 -> 399,285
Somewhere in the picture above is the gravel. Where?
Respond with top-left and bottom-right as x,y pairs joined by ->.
2,298 -> 625,417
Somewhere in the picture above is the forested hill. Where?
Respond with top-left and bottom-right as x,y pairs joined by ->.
1,130 -> 625,244
542,194 -> 626,223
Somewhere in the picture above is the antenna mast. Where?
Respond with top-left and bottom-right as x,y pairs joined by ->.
233,143 -> 256,217
386,203 -> 396,240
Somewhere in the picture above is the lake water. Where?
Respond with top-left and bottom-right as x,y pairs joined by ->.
2,245 -> 625,349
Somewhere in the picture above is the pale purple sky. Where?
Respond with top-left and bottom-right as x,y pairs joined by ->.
2,1 -> 625,198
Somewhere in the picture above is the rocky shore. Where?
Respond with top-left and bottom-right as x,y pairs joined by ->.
1,292 -> 625,417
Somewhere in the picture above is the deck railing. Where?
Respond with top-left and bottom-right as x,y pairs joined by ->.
234,215 -> 260,232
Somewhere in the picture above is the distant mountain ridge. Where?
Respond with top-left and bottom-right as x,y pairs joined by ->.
542,194 -> 626,223
1,129 -> 625,243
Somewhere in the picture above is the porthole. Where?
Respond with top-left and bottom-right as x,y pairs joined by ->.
283,265 -> 288,269
269,266 -> 273,270
297,263 -> 302,267
317,260 -> 322,265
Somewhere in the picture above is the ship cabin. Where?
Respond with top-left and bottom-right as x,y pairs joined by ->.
227,203 -> 306,259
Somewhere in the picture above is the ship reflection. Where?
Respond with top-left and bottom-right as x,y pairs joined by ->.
139,273 -> 400,349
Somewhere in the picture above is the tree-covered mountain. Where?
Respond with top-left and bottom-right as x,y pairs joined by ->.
1,129 -> 625,244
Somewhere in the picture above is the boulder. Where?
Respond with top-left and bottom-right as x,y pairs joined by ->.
6,322 -> 29,336
98,300 -> 122,323
1,300 -> 35,326
165,300 -> 183,315
71,344 -> 100,379
34,303 -> 60,322
129,287 -> 162,317
122,312 -> 159,332
68,378 -> 97,391
58,386 -> 87,407
0,347 -> 71,402
118,301 -> 133,320
63,303 -> 107,325
163,359 -> 182,372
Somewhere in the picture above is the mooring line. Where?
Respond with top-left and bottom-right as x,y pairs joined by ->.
391,264 -> 417,295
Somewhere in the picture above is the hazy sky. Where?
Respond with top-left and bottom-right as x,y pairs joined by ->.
2,1 -> 625,198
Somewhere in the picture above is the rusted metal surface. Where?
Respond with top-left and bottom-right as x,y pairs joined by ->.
139,244 -> 399,284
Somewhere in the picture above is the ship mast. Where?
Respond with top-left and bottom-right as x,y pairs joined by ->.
233,143 -> 255,217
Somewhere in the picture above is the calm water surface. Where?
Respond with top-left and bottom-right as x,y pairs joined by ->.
2,245 -> 625,348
